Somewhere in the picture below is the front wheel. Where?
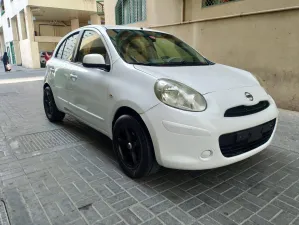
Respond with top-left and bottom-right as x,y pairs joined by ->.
113,115 -> 159,178
43,86 -> 65,122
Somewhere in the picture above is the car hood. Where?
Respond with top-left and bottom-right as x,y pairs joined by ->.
134,64 -> 259,94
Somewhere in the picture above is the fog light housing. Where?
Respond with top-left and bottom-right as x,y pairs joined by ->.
201,150 -> 213,159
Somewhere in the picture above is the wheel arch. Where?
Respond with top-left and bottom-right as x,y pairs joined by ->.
111,107 -> 155,152
112,106 -> 147,132
43,82 -> 50,89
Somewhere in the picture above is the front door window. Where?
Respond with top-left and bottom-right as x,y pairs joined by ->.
76,30 -> 110,64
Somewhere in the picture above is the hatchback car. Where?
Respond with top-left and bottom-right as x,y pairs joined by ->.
43,25 -> 278,178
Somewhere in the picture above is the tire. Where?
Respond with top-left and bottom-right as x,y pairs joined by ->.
43,86 -> 65,122
113,115 -> 159,178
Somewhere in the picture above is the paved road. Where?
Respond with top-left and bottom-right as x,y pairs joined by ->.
0,70 -> 299,225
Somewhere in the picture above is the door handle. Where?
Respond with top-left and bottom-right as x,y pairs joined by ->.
70,74 -> 78,81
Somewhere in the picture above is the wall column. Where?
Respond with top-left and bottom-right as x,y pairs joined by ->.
18,11 -> 27,40
71,18 -> 80,30
90,14 -> 102,25
11,18 -> 19,41
21,6 -> 40,68
24,6 -> 34,41
0,34 -> 5,55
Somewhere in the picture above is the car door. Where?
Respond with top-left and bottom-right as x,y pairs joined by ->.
67,29 -> 111,134
48,32 -> 80,111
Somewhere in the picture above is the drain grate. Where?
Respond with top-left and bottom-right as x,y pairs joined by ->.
0,200 -> 11,225
14,129 -> 84,153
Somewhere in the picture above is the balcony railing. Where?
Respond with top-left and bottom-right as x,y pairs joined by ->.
97,0 -> 104,16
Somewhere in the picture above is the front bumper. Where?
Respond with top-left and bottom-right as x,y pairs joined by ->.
141,87 -> 279,170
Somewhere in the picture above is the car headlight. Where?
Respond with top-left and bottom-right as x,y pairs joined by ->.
154,79 -> 207,112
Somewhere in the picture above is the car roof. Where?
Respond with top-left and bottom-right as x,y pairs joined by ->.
79,25 -> 166,34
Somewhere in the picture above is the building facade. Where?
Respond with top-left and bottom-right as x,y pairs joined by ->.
104,0 -> 299,111
0,0 -> 104,68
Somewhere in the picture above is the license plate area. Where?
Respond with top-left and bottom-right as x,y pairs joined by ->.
236,130 -> 250,143
219,119 -> 276,157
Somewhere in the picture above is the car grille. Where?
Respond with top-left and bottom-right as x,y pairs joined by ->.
224,101 -> 270,117
219,119 -> 276,158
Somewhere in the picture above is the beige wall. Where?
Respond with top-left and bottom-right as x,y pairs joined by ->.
149,0 -> 182,26
104,0 -> 116,25
35,36 -> 62,43
28,0 -> 97,12
34,21 -> 71,36
38,42 -> 57,52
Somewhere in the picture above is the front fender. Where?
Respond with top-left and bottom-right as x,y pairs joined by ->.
107,100 -> 159,138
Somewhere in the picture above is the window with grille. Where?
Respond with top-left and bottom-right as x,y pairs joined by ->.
202,0 -> 239,7
115,0 -> 146,25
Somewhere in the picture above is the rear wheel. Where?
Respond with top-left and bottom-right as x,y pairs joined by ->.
43,86 -> 65,122
113,115 -> 159,178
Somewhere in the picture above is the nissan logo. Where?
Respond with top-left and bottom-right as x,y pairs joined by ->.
245,92 -> 254,101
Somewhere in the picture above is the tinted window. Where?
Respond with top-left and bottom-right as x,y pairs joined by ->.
62,33 -> 79,61
56,41 -> 66,59
77,30 -> 109,64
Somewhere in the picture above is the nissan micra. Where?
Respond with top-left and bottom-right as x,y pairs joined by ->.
43,25 -> 278,178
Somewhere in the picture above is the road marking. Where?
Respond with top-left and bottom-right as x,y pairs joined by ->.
0,76 -> 44,84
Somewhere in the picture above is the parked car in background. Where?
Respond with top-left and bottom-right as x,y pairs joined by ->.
43,25 -> 279,178
40,51 -> 53,68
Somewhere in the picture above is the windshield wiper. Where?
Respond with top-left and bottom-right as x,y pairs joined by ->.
162,61 -> 209,66
131,62 -> 159,66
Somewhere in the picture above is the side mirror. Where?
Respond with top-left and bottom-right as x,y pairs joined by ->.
83,54 -> 110,71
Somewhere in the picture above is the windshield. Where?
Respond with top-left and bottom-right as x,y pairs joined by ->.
106,29 -> 211,66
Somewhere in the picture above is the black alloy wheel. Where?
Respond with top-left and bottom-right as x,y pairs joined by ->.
117,126 -> 141,169
43,86 -> 65,122
113,115 -> 159,178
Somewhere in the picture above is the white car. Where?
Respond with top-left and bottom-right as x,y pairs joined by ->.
43,25 -> 278,178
